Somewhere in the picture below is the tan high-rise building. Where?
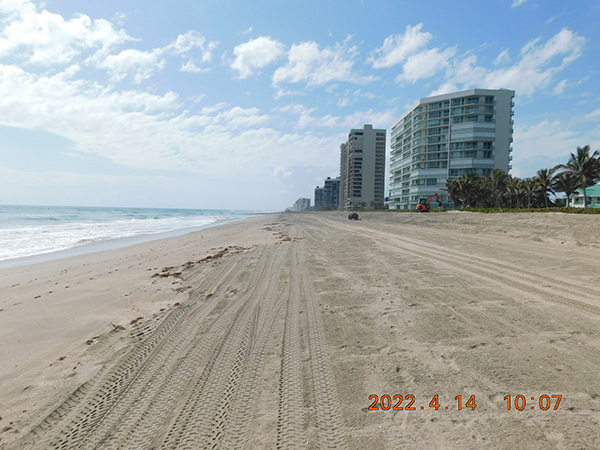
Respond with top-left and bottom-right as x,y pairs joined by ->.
339,124 -> 386,209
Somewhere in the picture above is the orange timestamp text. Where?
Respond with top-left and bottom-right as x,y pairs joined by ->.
368,394 -> 477,411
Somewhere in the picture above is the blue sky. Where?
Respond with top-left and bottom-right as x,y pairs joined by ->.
0,0 -> 599,210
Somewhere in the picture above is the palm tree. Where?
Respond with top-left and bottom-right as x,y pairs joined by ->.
485,169 -> 509,208
520,178 -> 536,208
444,178 -> 463,208
506,175 -> 520,208
534,167 -> 559,208
552,172 -> 579,207
457,172 -> 481,208
558,145 -> 600,207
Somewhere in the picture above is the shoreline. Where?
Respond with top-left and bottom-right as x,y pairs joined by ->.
0,214 -> 276,443
0,214 -> 265,270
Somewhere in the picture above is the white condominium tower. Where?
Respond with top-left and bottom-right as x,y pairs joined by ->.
339,124 -> 386,209
388,88 -> 515,210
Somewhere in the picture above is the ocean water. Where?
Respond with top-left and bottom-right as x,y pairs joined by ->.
0,205 -> 262,263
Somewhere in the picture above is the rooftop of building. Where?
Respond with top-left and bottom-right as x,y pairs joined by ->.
575,182 -> 600,197
391,88 -> 515,129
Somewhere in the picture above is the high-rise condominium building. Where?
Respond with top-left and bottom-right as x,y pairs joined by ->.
388,88 -> 515,210
289,197 -> 311,211
314,176 -> 340,209
339,124 -> 386,209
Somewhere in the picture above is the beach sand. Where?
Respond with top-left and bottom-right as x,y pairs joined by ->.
1,211 -> 599,449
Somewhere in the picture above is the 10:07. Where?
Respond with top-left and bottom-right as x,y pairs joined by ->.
504,394 -> 562,411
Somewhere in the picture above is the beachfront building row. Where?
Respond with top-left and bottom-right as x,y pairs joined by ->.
314,177 -> 340,210
388,88 -> 515,210
339,124 -> 386,209
287,197 -> 311,211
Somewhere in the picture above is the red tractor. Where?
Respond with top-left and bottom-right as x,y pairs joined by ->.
416,193 -> 442,212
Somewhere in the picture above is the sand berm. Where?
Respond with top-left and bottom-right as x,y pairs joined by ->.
1,211 -> 599,449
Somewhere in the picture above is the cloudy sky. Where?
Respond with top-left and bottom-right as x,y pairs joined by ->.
0,0 -> 599,210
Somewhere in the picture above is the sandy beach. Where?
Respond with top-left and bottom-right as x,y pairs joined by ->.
1,211 -> 599,449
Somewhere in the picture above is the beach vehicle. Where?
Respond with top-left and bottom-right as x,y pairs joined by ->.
348,211 -> 359,220
416,193 -> 442,212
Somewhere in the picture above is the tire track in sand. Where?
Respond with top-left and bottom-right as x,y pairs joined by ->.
329,219 -> 600,317
157,243 -> 287,450
17,246 -> 274,450
277,236 -> 348,450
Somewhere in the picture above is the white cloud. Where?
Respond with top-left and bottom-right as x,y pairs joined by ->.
512,0 -> 529,7
166,30 -> 217,62
511,119 -> 586,178
97,48 -> 165,83
112,12 -> 126,26
272,37 -> 371,87
510,113 -> 600,178
367,24 -> 431,69
0,3 -> 217,82
585,109 -> 600,119
546,12 -> 566,25
431,29 -> 585,97
0,60 -> 343,180
369,24 -> 455,84
0,1 -> 131,66
336,89 -> 376,108
273,166 -> 292,177
230,36 -> 285,79
180,60 -> 204,73
89,31 -> 218,82
276,103 -> 397,131
396,47 -> 456,83
553,79 -> 568,95
494,49 -> 511,65
242,27 -> 252,36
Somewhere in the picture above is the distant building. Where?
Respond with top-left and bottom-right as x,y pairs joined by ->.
314,186 -> 325,209
388,88 -> 515,210
572,182 -> 600,208
290,197 -> 311,211
339,124 -> 386,209
314,177 -> 340,209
